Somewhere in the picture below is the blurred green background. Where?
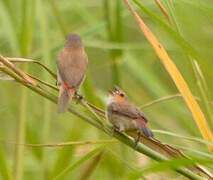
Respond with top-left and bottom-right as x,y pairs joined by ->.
0,0 -> 213,179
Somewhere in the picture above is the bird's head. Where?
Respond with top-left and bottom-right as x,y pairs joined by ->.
108,86 -> 128,103
65,33 -> 83,48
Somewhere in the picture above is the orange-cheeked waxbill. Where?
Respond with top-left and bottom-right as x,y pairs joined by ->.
106,86 -> 154,143
56,33 -> 88,113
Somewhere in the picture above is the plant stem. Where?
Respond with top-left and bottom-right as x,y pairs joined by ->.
47,0 -> 67,38
105,0 -> 123,86
14,0 -> 28,178
38,0 -> 52,178
14,86 -> 27,180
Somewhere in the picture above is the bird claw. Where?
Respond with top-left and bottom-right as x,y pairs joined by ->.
134,131 -> 142,149
111,125 -> 120,137
75,92 -> 84,104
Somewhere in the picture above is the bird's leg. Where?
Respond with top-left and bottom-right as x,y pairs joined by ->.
134,131 -> 142,149
75,92 -> 84,104
56,72 -> 62,86
111,125 -> 120,137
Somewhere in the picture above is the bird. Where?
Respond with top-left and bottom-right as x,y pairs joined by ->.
106,86 -> 154,145
56,33 -> 88,113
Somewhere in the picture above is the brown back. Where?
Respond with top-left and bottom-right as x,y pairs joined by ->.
57,45 -> 88,89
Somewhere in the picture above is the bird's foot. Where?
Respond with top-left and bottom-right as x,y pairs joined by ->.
111,125 -> 120,137
134,131 -> 142,149
75,92 -> 84,104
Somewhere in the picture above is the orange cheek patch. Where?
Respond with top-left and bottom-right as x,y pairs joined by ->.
115,95 -> 124,101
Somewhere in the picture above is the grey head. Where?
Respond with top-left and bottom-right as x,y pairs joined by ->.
65,33 -> 83,47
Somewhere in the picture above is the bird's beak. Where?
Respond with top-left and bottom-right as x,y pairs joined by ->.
114,85 -> 120,91
108,90 -> 115,96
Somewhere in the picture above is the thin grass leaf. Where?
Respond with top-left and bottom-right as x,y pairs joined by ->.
49,133 -> 81,179
25,126 -> 43,161
1,139 -> 116,148
14,1 -> 36,179
79,151 -> 105,180
37,0 -> 53,178
0,1 -> 19,55
154,130 -> 213,147
7,57 -> 57,79
192,60 -> 213,130
0,145 -> 12,180
54,144 -> 108,180
172,144 -> 213,160
0,56 -> 39,86
139,94 -> 203,109
85,41 -> 148,50
123,0 -> 213,153
47,0 -> 67,37
27,74 -> 58,91
14,85 -> 27,180
139,94 -> 182,109
105,0 -> 123,86
129,157 -> 213,180
0,74 -> 14,81
179,0 -> 213,16
154,0 -> 172,26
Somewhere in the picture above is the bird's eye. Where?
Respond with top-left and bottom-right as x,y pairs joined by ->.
120,93 -> 124,97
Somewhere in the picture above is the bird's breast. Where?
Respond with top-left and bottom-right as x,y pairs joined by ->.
107,112 -> 138,131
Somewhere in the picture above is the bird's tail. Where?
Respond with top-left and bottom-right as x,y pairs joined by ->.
141,124 -> 154,137
57,86 -> 74,113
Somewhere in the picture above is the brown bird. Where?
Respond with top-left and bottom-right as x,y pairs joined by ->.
56,33 -> 88,113
106,86 -> 154,144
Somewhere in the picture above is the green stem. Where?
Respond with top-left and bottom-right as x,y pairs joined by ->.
78,151 -> 104,180
0,145 -> 12,180
14,0 -> 28,178
38,0 -> 52,178
105,0 -> 123,86
14,0 -> 36,178
14,86 -> 27,180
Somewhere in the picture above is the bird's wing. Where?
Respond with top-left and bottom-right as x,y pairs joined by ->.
109,102 -> 148,122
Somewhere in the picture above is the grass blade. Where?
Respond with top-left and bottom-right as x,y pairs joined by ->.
129,157 -> 213,180
79,151 -> 105,180
154,0 -> 171,26
54,145 -> 107,180
0,146 -> 12,180
7,57 -> 56,79
37,0 -> 52,178
14,0 -> 36,179
104,0 -> 123,86
47,0 -> 67,37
